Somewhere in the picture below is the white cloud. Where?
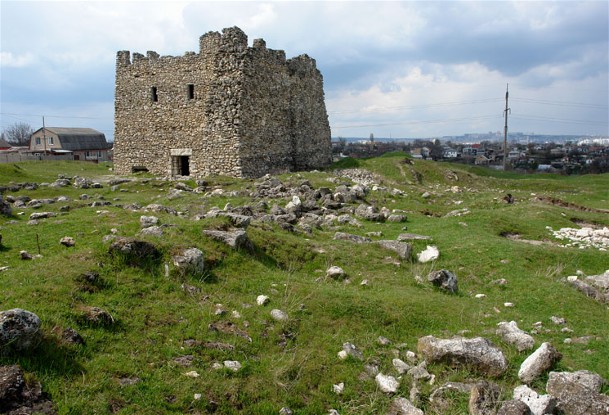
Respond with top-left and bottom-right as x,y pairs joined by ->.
0,52 -> 35,68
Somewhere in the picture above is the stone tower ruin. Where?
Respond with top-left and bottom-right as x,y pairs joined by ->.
113,26 -> 332,178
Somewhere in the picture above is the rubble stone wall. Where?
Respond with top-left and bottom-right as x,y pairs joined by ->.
114,27 -> 331,178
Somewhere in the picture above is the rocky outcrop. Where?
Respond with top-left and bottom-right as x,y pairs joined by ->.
203,229 -> 253,251
417,336 -> 508,377
172,247 -> 205,276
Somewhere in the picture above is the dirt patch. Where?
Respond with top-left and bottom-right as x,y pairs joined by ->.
535,196 -> 609,214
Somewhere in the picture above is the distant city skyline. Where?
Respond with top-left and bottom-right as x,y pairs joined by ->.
2,1 -> 608,141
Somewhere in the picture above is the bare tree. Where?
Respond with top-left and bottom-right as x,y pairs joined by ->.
3,122 -> 34,146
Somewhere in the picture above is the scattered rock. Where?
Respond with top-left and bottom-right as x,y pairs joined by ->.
0,364 -> 57,414
108,237 -> 161,266
429,382 -> 474,413
223,360 -> 242,372
496,321 -> 535,351
333,232 -> 371,244
78,306 -> 115,327
20,250 -> 33,260
326,266 -> 346,280
427,269 -> 458,293
417,335 -> 508,377
270,309 -> 288,322
387,397 -> 424,415
550,316 -> 566,325
29,212 -> 56,220
546,370 -> 609,415
469,380 -> 502,415
139,215 -> 159,228
59,236 -> 75,247
513,385 -> 556,415
138,225 -> 164,237
417,245 -> 439,263
375,373 -> 400,393
397,233 -> 431,241
392,358 -> 410,374
518,342 -> 562,384
377,240 -> 412,259
203,229 -> 253,251
0,309 -> 41,353
341,342 -> 364,360
332,382 -> 344,395
256,295 -> 270,306
497,399 -> 532,415
56,327 -> 85,345
172,247 -> 204,276
208,321 -> 251,342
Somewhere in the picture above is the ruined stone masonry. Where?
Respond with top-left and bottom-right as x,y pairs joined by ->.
114,27 -> 332,178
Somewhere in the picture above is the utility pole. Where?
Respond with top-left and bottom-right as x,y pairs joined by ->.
503,84 -> 510,170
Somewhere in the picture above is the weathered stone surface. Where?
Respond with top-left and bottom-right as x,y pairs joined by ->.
270,309 -> 288,322
139,215 -> 159,228
546,370 -> 609,415
518,342 -> 562,384
355,204 -> 384,221
341,342 -> 363,360
513,385 -> 556,415
326,266 -> 346,280
78,306 -> 115,326
0,365 -> 57,414
139,225 -> 164,237
375,373 -> 400,393
114,27 -> 331,179
427,269 -> 458,293
417,245 -> 439,263
0,196 -> 12,216
387,397 -> 424,415
417,335 -> 508,377
108,237 -> 161,266
496,321 -> 535,352
377,240 -> 412,259
203,229 -> 252,251
59,236 -> 75,247
497,399 -> 532,415
333,232 -> 371,244
29,212 -> 56,220
0,309 -> 41,353
172,247 -> 205,276
429,382 -> 474,413
469,380 -> 502,415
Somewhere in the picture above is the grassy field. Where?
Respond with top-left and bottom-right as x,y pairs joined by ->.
1,156 -> 608,414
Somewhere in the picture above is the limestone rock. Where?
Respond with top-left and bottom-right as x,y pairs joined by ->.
59,236 -> 75,247
375,373 -> 400,393
326,266 -> 346,280
203,229 -> 253,251
469,380 -> 502,415
139,215 -> 159,228
497,399 -> 532,415
256,295 -> 270,306
429,382 -> 474,413
377,240 -> 412,259
546,370 -> 609,415
392,358 -> 410,374
0,309 -> 41,353
172,247 -> 204,276
427,269 -> 458,294
139,225 -> 164,237
270,309 -> 288,322
513,385 -> 556,415
223,360 -> 242,372
341,342 -> 363,360
387,397 -> 424,415
518,342 -> 562,384
78,306 -> 115,326
417,335 -> 508,377
0,364 -> 57,414
417,245 -> 439,263
0,196 -> 12,216
333,232 -> 371,244
355,204 -> 384,222
496,321 -> 535,352
108,237 -> 161,266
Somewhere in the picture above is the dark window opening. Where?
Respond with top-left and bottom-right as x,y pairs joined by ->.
172,155 -> 190,176
132,166 -> 149,173
151,86 -> 158,102
187,84 -> 194,100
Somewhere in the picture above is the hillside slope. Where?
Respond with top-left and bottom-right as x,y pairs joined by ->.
1,156 -> 608,414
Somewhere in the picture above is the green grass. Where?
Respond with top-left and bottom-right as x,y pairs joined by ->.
1,159 -> 608,414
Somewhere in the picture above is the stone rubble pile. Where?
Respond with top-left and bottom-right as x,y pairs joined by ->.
548,226 -> 609,250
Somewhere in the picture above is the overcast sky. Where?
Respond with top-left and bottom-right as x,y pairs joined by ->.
1,1 -> 608,141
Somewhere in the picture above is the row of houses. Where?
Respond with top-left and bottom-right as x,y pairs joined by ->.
0,127 -> 112,163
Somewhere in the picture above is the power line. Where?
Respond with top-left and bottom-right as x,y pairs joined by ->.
328,97 -> 503,115
511,115 -> 608,125
333,114 -> 501,130
511,97 -> 608,109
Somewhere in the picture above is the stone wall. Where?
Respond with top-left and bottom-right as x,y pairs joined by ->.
114,27 -> 331,178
